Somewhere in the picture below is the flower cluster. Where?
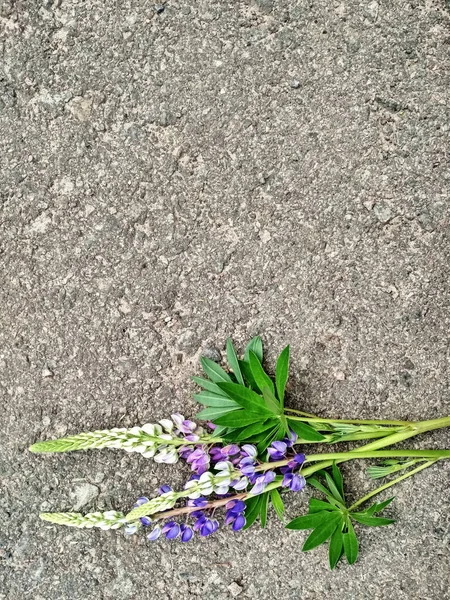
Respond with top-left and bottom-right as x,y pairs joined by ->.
29,413 -> 217,466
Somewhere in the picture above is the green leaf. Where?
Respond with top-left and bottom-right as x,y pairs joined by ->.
191,376 -> 228,396
211,425 -> 227,438
260,492 -> 269,528
257,424 -> 282,454
302,512 -> 342,552
323,471 -> 345,505
372,497 -> 395,513
248,351 -> 275,395
343,520 -> 359,565
262,388 -> 281,415
196,406 -> 238,421
286,511 -> 332,530
329,527 -> 344,570
226,338 -> 244,386
216,382 -> 272,415
200,357 -> 233,384
331,463 -> 345,501
287,418 -> 326,442
233,420 -> 278,441
270,489 -> 285,521
307,479 -> 341,506
350,514 -> 395,527
243,496 -> 262,530
275,345 -> 290,408
238,360 -> 258,390
308,498 -> 340,513
244,336 -> 263,363
193,392 -> 240,408
214,411 -> 263,428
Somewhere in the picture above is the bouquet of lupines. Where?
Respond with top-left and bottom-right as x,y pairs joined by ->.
31,337 -> 450,569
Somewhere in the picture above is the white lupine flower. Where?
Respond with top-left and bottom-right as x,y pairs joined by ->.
159,419 -> 174,432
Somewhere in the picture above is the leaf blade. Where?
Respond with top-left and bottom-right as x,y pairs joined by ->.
226,338 -> 244,386
343,520 -> 359,565
329,527 -> 344,570
248,351 -> 275,395
287,418 -> 326,442
302,512 -> 342,552
275,345 -> 290,408
200,357 -> 232,384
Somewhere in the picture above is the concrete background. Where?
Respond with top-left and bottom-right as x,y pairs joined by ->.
1,0 -> 449,598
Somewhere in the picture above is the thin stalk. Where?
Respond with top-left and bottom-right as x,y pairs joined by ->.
347,460 -> 438,512
150,493 -> 247,521
260,450 -> 450,472
285,411 -> 414,427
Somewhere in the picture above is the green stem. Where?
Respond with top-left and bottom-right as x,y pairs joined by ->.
285,410 -> 414,427
262,450 -> 450,472
347,460 -> 438,512
289,415 -> 450,478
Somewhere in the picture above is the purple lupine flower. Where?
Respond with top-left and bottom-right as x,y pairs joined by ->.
187,497 -> 208,508
232,514 -> 246,531
178,446 -> 194,460
133,496 -> 149,508
193,514 -> 207,531
287,453 -> 306,470
186,447 -> 210,474
251,471 -> 276,495
232,476 -> 249,490
171,413 -> 197,434
162,521 -> 180,539
283,429 -> 298,448
207,421 -> 217,430
226,499 -> 246,512
209,446 -> 223,463
282,472 -> 306,492
180,524 -> 194,542
239,456 -> 256,476
184,434 -> 200,442
221,444 -> 241,457
147,526 -> 161,541
200,519 -> 215,536
158,485 -> 173,495
267,441 -> 287,461
241,444 -> 258,457
140,516 -> 152,527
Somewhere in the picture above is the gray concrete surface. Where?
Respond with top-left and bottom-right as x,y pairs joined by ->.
1,0 -> 450,598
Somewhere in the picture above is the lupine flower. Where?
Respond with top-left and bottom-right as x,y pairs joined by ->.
139,516 -> 152,526
147,526 -> 161,541
232,514 -> 246,531
282,472 -> 306,492
267,441 -> 287,461
124,523 -> 138,535
180,524 -> 194,542
158,485 -> 172,495
283,430 -> 298,448
287,453 -> 306,469
134,496 -> 149,507
221,444 -> 240,457
162,521 -> 180,539
186,448 -> 210,474
241,444 -> 258,457
251,471 -> 276,495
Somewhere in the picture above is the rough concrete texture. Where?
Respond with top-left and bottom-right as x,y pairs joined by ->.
1,0 -> 450,598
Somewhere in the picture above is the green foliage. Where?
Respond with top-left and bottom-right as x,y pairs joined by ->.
286,464 -> 396,569
194,337 -> 322,450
